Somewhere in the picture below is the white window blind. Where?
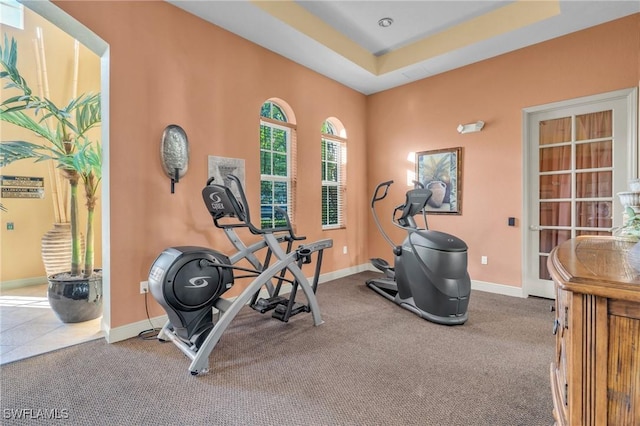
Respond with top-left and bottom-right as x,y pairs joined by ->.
321,120 -> 346,229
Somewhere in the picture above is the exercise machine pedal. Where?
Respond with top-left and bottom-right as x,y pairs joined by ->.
272,301 -> 310,322
251,295 -> 288,313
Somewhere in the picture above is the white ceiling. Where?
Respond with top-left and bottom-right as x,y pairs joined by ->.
168,1 -> 640,95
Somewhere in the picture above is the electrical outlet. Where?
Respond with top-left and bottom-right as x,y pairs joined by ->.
7,222 -> 14,230
140,280 -> 149,294
343,246 -> 348,255
481,256 -> 488,265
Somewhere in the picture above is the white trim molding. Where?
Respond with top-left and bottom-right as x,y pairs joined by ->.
0,276 -> 47,291
471,279 -> 526,298
105,264 -> 371,343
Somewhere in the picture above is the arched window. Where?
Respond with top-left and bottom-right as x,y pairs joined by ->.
260,100 -> 295,229
321,118 -> 347,229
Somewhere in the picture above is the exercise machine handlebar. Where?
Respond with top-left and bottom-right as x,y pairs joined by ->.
370,180 -> 397,250
371,180 -> 394,207
370,180 -> 433,251
204,175 -> 305,242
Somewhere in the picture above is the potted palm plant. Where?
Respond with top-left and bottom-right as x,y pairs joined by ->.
0,35 -> 102,323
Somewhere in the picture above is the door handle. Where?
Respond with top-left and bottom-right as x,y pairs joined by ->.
529,225 -> 540,231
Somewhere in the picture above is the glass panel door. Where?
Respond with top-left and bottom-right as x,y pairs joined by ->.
524,90 -> 635,299
537,111 -> 613,281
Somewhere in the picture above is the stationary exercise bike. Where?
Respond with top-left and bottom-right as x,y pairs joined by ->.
366,180 -> 470,325
148,175 -> 332,375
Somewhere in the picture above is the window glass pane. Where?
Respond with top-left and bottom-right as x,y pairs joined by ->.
576,229 -> 611,237
576,110 -> 612,140
575,141 -> 612,169
273,129 -> 287,152
260,151 -> 272,175
274,206 -> 288,223
274,205 -> 288,227
328,186 -> 338,224
261,181 -> 273,204
539,117 -> 571,145
576,201 -> 612,228
260,103 -> 270,118
326,142 -> 338,162
260,125 -> 271,149
540,174 -> 570,199
540,202 -> 571,226
538,255 -> 551,280
540,146 -> 571,172
273,153 -> 287,176
272,105 -> 286,122
322,186 -> 328,225
322,121 -> 335,135
321,162 -> 327,181
326,162 -> 338,182
539,229 -> 571,253
576,171 -> 612,198
261,206 -> 273,228
274,182 -> 287,204
260,101 -> 287,122
321,139 -> 326,161
322,185 -> 339,226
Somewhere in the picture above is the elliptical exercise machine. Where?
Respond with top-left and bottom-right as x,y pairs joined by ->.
148,175 -> 332,375
366,180 -> 470,325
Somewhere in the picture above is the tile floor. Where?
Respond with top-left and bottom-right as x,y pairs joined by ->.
0,283 -> 103,365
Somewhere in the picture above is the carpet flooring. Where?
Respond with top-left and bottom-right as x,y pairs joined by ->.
0,272 -> 555,425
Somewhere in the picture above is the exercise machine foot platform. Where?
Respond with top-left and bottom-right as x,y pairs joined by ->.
149,175 -> 332,375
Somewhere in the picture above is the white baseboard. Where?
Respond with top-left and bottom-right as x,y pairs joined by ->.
1,276 -> 48,291
106,264 -> 369,343
104,264 -> 526,343
471,279 -> 526,298
318,263 -> 375,283
104,314 -> 168,343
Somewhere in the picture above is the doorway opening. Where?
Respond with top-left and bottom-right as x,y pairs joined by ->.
0,1 -> 110,363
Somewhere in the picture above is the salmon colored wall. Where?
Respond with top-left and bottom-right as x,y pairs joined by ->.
367,14 -> 640,289
54,1 -> 369,328
0,11 -> 101,281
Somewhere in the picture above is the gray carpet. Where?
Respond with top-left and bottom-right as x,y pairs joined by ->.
0,272 -> 554,425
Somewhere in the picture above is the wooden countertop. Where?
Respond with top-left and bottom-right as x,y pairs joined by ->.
549,236 -> 640,302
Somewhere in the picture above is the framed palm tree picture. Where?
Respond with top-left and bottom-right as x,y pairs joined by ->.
416,147 -> 462,215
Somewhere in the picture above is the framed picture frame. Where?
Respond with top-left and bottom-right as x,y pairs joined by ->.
415,147 -> 462,215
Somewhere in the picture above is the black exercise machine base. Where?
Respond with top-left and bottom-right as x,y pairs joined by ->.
366,278 -> 468,326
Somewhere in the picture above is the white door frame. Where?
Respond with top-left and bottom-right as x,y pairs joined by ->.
23,1 -> 112,336
522,88 -> 638,298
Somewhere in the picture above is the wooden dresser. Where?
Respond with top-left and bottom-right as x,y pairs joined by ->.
548,236 -> 640,426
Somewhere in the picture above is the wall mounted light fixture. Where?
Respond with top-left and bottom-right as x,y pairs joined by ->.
457,121 -> 485,134
160,124 -> 189,193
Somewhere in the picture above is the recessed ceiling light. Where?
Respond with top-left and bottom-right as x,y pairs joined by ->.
378,17 -> 393,28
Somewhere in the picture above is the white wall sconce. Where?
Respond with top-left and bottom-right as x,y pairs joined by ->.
457,121 -> 485,134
